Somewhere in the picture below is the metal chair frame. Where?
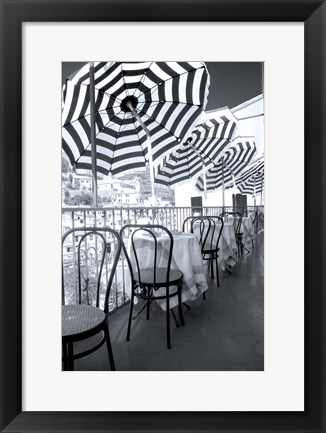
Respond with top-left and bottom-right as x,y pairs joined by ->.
62,227 -> 121,371
219,211 -> 248,256
120,224 -> 184,350
194,216 -> 224,287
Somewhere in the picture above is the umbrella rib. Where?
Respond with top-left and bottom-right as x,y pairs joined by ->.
131,113 -> 148,159
64,69 -> 204,128
77,81 -> 124,104
65,63 -> 206,125
62,80 -> 124,126
110,111 -> 128,172
185,144 -> 197,180
120,69 -> 130,98
63,106 -> 120,128
97,63 -> 206,105
64,62 -> 209,172
143,100 -> 203,108
95,108 -> 127,132
198,145 -> 258,192
66,107 -> 129,167
132,110 -> 183,142
139,65 -> 206,100
129,61 -> 155,98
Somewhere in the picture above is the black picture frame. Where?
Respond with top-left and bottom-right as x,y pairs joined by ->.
0,1 -> 325,432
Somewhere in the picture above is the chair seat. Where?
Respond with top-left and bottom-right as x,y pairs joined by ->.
62,304 -> 106,337
133,267 -> 183,287
202,245 -> 219,254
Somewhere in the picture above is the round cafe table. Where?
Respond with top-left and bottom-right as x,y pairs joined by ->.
126,231 -> 208,311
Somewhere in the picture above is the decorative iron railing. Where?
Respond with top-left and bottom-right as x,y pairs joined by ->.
62,205 -> 264,312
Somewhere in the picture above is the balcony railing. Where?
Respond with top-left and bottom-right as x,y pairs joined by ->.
62,205 -> 264,313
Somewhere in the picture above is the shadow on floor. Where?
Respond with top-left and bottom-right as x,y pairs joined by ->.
73,232 -> 264,371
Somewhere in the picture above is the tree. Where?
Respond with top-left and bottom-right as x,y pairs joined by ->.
62,157 -> 70,173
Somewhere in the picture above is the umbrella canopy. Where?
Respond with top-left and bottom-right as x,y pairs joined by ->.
236,158 -> 264,196
62,61 -> 210,177
192,107 -> 238,162
154,141 -> 216,188
195,137 -> 257,192
154,109 -> 238,188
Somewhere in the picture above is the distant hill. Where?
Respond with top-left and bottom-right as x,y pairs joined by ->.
62,159 -> 175,206
119,169 -> 175,205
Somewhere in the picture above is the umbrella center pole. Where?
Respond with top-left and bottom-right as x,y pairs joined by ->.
127,102 -> 156,206
201,160 -> 207,203
254,177 -> 257,208
190,143 -> 207,204
221,159 -> 225,212
89,62 -> 98,207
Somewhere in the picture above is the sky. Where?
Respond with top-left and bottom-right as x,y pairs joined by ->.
205,62 -> 263,109
62,62 -> 263,110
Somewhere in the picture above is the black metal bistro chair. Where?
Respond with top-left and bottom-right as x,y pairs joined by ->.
220,212 -> 247,256
192,216 -> 224,287
62,227 -> 121,371
120,224 -> 184,350
182,215 -> 197,234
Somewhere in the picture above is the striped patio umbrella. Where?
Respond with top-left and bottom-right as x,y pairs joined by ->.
236,158 -> 264,204
192,107 -> 238,161
154,108 -> 238,193
195,137 -> 257,205
62,62 -> 210,204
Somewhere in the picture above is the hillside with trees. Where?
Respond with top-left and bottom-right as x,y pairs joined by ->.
62,158 -> 175,206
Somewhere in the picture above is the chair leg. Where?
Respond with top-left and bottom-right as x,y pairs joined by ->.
171,309 -> 180,327
67,341 -> 74,371
104,325 -> 116,371
126,292 -> 134,342
146,288 -> 150,320
166,288 -> 171,349
177,284 -> 185,326
216,257 -> 219,287
242,242 -> 249,255
210,254 -> 214,278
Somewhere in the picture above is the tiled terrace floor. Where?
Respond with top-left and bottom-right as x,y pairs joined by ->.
73,232 -> 264,371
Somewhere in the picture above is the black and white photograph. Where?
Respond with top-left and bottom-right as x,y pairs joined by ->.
61,61 -> 264,371
3,0 -> 326,427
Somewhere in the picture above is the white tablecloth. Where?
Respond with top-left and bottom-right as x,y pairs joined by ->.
126,232 -> 208,310
193,217 -> 254,270
218,223 -> 238,269
241,217 -> 255,247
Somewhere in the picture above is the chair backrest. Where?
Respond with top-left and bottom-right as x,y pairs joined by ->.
62,227 -> 121,314
219,212 -> 242,236
120,224 -> 174,289
192,216 -> 224,253
249,210 -> 257,222
182,216 -> 197,233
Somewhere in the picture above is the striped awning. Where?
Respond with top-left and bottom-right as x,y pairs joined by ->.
155,109 -> 237,187
62,62 -> 210,176
195,137 -> 257,192
236,158 -> 264,196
